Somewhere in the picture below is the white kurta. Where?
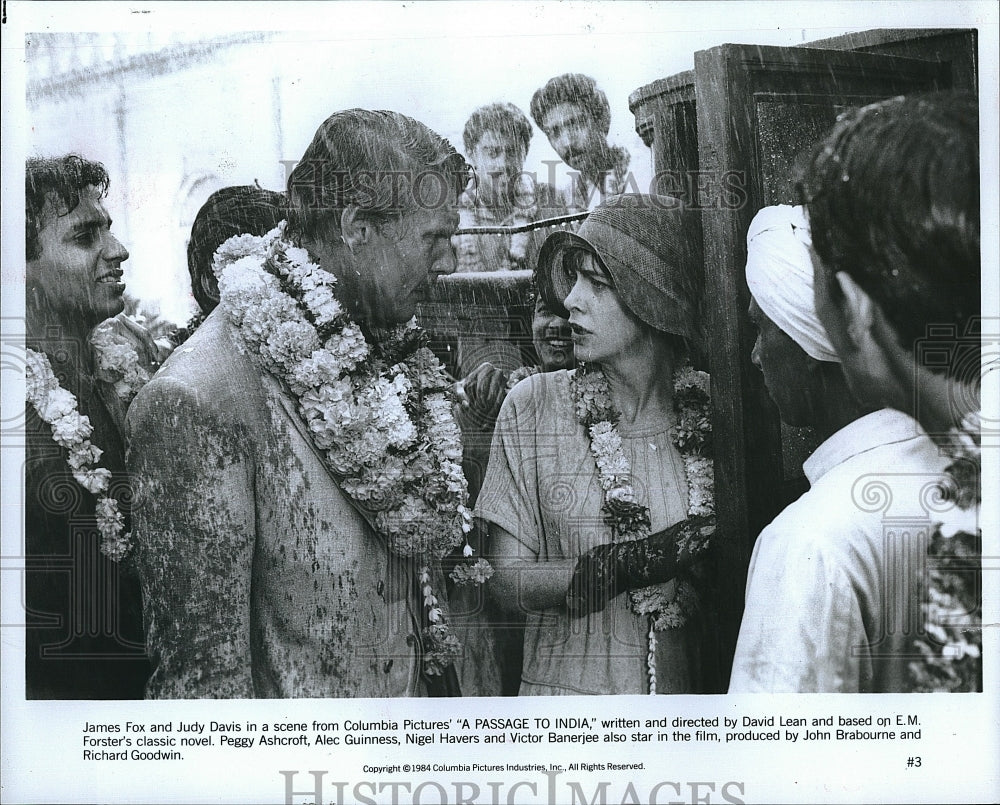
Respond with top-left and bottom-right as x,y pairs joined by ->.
730,409 -> 955,693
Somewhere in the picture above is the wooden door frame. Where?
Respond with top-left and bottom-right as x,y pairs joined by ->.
694,43 -> 952,681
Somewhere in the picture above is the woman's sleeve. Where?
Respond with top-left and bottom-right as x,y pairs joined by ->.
125,375 -> 257,698
474,379 -> 543,556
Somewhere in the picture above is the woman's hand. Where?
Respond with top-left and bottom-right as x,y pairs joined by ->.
566,515 -> 715,617
455,361 -> 508,426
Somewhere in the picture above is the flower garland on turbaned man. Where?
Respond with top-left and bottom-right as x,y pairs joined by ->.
212,224 -> 493,680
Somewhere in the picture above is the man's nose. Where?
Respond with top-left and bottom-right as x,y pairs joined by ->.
103,233 -> 129,264
750,335 -> 762,371
430,245 -> 458,277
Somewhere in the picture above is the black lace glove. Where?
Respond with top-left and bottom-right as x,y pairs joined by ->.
566,515 -> 715,617
454,361 -> 508,428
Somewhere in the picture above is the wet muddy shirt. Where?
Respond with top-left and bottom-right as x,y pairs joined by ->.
127,311 -> 424,698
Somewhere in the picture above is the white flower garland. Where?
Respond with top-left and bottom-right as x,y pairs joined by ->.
89,319 -> 153,402
25,348 -> 131,561
214,223 -> 489,677
571,362 -> 714,694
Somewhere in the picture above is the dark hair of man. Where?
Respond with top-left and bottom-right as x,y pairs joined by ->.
187,186 -> 286,314
799,91 -> 979,373
285,109 -> 470,246
26,154 -> 111,261
463,102 -> 533,153
529,73 -> 611,136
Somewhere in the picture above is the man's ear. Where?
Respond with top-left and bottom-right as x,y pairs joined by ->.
834,271 -> 877,351
340,206 -> 371,251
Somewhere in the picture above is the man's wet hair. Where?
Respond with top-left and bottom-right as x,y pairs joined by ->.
530,73 -> 611,136
799,91 -> 980,374
26,154 -> 110,261
187,185 -> 286,314
285,109 -> 470,246
463,102 -> 533,154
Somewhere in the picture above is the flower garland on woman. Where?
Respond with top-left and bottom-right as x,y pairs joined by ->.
212,223 -> 490,676
569,360 -> 713,691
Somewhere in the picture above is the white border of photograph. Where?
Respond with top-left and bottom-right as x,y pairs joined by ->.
2,3 -> 997,804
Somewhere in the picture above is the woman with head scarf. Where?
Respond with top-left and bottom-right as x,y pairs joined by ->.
475,194 -> 713,695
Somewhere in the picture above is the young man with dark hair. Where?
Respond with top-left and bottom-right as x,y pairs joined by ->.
530,73 -> 630,212
803,91 -> 980,443
462,102 -> 532,208
24,154 -> 157,698
453,101 -> 550,273
801,91 -> 982,691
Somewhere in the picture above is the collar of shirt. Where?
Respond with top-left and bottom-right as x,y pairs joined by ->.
802,408 -> 927,486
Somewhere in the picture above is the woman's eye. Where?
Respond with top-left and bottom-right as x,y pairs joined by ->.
582,272 -> 611,290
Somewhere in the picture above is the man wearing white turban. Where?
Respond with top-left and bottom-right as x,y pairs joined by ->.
745,205 -> 840,363
729,205 -> 954,692
743,205 -> 858,437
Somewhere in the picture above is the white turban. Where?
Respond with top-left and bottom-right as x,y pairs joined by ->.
745,204 -> 841,363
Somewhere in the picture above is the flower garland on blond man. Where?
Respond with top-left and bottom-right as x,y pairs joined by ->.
571,362 -> 713,694
908,406 -> 982,692
212,223 -> 491,676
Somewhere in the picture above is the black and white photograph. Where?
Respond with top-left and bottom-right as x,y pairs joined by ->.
2,1 -> 997,803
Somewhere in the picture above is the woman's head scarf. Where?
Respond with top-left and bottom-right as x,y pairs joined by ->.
536,193 -> 702,341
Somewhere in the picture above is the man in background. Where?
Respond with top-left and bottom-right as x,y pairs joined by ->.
453,102 -> 555,273
530,73 -> 630,212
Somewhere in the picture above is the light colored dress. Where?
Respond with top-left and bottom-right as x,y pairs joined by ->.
476,370 -> 702,694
